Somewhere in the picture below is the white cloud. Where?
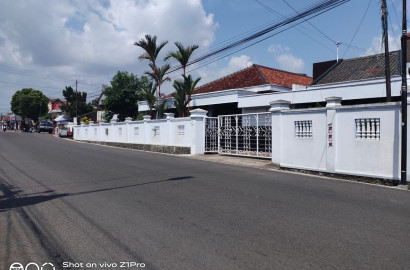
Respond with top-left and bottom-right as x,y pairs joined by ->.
196,55 -> 253,86
364,34 -> 401,56
0,0 -> 217,112
267,44 -> 304,73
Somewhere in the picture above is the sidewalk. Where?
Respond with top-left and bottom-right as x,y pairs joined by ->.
185,153 -> 279,170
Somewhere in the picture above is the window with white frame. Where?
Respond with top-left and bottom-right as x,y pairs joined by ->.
294,120 -> 312,138
355,118 -> 380,140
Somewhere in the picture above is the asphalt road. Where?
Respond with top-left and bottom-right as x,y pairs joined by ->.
0,131 -> 409,270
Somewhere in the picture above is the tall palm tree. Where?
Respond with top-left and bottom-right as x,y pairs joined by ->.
144,63 -> 171,97
138,82 -> 157,119
164,42 -> 199,76
134,34 -> 168,73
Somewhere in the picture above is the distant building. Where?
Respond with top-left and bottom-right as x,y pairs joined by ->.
48,98 -> 67,118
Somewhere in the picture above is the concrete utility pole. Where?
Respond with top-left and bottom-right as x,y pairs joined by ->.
76,80 -> 78,121
381,0 -> 392,102
400,0 -> 407,185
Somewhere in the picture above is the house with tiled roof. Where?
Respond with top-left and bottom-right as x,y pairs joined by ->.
139,64 -> 313,116
48,98 -> 67,118
138,50 -> 410,117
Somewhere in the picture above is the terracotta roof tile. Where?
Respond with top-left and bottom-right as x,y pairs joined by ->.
192,64 -> 312,95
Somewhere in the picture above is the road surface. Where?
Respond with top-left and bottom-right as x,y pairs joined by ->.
0,131 -> 409,270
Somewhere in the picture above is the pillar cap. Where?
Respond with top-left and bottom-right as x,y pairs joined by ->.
269,100 -> 290,112
190,109 -> 208,117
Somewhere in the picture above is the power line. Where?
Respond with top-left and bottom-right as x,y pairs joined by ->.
252,0 -> 335,53
280,0 -> 337,44
341,0 -> 372,58
166,0 -> 350,77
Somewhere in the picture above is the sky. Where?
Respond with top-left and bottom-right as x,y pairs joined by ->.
0,0 -> 408,114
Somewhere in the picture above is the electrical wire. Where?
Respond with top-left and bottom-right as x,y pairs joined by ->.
166,0 -> 350,77
341,0 -> 372,58
252,0 -> 335,53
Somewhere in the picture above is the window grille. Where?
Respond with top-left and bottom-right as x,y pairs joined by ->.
134,127 -> 139,135
294,120 -> 312,138
177,125 -> 185,135
355,118 -> 380,140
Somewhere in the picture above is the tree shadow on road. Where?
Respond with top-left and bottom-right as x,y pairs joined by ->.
0,183 -> 69,212
0,176 -> 195,212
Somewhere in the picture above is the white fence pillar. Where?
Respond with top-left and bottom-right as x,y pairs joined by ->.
165,113 -> 175,146
190,109 -> 208,155
325,96 -> 342,172
270,100 -> 290,165
143,115 -> 151,144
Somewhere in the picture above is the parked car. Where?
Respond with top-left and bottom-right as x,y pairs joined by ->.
37,120 -> 54,133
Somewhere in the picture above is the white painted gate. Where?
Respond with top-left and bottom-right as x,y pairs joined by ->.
218,113 -> 272,158
205,117 -> 218,153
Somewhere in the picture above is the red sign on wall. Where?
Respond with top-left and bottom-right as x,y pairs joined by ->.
328,123 -> 333,147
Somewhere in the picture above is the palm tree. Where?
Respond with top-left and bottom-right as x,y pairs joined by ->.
139,82 -> 157,119
144,63 -> 171,97
171,79 -> 186,117
171,75 -> 201,117
164,42 -> 199,76
134,34 -> 168,73
182,74 -> 201,114
155,99 -> 170,119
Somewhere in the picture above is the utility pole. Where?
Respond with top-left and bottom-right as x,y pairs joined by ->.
75,80 -> 78,122
400,0 -> 407,185
382,0 -> 392,102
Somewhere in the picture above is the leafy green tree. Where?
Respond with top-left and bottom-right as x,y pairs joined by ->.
10,88 -> 49,121
61,86 -> 94,118
103,71 -> 151,121
164,42 -> 199,76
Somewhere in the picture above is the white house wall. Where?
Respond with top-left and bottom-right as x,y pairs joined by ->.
239,77 -> 403,109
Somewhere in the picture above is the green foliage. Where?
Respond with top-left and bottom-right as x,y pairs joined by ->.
144,63 -> 171,96
171,75 -> 201,117
136,112 -> 146,121
155,99 -> 170,119
40,113 -> 52,120
80,116 -> 90,124
103,71 -> 151,122
164,42 -> 199,75
172,79 -> 187,118
61,86 -> 94,118
134,34 -> 168,72
10,88 -> 49,121
138,81 -> 157,119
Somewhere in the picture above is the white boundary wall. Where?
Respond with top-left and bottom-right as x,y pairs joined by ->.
271,97 -> 407,180
73,109 -> 208,155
